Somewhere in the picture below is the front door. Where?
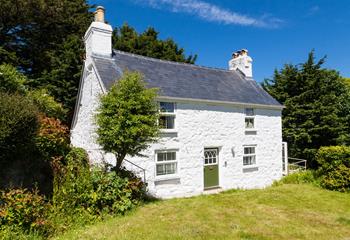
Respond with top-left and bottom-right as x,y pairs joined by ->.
204,148 -> 219,189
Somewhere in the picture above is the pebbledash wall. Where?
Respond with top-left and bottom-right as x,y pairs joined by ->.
71,61 -> 283,199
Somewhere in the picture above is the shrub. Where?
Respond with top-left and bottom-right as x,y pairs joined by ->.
28,89 -> 67,121
53,148 -> 146,217
0,189 -> 50,234
0,64 -> 27,94
52,148 -> 91,212
316,146 -> 350,171
35,116 -> 70,160
321,164 -> 350,192
0,92 -> 39,164
316,146 -> 350,192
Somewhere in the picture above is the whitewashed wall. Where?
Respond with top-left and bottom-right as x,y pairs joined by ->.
71,64 -> 283,199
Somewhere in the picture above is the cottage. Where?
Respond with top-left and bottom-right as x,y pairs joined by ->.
71,6 -> 285,198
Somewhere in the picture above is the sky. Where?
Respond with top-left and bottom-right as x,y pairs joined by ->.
88,0 -> 350,82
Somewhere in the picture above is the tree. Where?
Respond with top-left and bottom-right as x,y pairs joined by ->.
1,1 -> 197,122
0,64 -> 27,94
344,78 -> 350,88
0,0 -> 92,120
263,51 -> 350,167
96,72 -> 159,170
113,24 -> 197,64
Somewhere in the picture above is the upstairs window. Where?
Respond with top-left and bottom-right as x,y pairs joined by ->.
160,102 -> 175,113
159,102 -> 175,129
243,146 -> 256,166
245,108 -> 255,129
156,151 -> 177,176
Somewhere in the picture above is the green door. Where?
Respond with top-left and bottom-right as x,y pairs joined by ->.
204,148 -> 219,189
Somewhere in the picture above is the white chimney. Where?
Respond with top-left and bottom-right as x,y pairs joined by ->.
84,6 -> 112,58
228,49 -> 253,78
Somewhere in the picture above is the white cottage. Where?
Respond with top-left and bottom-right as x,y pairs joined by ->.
71,6 -> 285,199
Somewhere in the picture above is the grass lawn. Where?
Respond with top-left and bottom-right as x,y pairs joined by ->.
55,184 -> 350,240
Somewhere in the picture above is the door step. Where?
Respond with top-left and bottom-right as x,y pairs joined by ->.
203,187 -> 222,195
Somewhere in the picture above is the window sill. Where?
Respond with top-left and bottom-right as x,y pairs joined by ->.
243,164 -> 258,168
160,129 -> 178,134
155,174 -> 180,182
245,129 -> 257,134
242,165 -> 259,173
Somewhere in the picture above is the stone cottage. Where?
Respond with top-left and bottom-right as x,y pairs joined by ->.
71,6 -> 286,198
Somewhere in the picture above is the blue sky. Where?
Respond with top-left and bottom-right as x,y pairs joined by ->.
89,0 -> 350,82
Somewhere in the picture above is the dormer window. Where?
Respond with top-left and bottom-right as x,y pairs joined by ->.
159,102 -> 175,129
245,108 -> 255,129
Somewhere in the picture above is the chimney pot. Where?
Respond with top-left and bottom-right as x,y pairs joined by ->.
228,49 -> 253,78
95,6 -> 105,23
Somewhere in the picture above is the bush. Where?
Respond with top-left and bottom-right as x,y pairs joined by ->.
316,146 -> 350,192
321,164 -> 350,192
0,64 -> 27,94
0,189 -> 50,234
0,92 -> 39,155
316,146 -> 350,171
53,148 -> 146,217
35,116 -> 70,160
28,89 -> 67,121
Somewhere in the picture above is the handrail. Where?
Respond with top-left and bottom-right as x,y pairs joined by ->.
288,157 -> 308,162
289,160 -> 306,165
124,158 -> 146,183
287,157 -> 307,174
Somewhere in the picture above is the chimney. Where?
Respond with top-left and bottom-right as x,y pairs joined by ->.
228,49 -> 253,78
95,6 -> 105,22
84,6 -> 112,58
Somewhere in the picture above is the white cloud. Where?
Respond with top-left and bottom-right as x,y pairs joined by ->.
134,0 -> 283,28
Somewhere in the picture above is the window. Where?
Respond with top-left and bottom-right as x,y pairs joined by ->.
159,102 -> 175,130
245,108 -> 255,129
156,151 -> 177,176
243,146 -> 256,166
160,102 -> 175,113
204,148 -> 218,165
245,108 -> 254,116
159,116 -> 175,129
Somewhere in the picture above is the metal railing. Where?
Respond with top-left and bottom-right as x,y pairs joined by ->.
287,157 -> 307,174
123,158 -> 146,183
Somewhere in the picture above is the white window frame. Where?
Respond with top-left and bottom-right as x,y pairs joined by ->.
155,150 -> 178,177
243,145 -> 257,167
158,102 -> 176,131
245,108 -> 255,130
204,148 -> 219,166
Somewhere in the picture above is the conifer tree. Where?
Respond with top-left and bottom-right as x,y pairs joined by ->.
263,51 -> 350,167
113,24 -> 197,64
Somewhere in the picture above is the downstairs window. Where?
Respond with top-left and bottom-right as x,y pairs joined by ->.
156,151 -> 177,176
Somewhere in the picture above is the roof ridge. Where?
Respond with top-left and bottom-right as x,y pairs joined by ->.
112,49 -> 235,73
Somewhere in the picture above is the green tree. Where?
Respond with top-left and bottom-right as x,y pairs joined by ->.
263,51 -> 350,167
344,78 -> 350,88
0,0 -> 92,119
96,72 -> 159,170
113,24 -> 197,64
0,64 -> 27,94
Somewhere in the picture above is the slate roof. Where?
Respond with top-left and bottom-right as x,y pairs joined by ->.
92,50 -> 282,107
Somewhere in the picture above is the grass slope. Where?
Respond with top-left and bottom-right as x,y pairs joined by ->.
56,184 -> 350,240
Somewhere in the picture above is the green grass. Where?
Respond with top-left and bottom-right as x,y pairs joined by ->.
55,184 -> 350,240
